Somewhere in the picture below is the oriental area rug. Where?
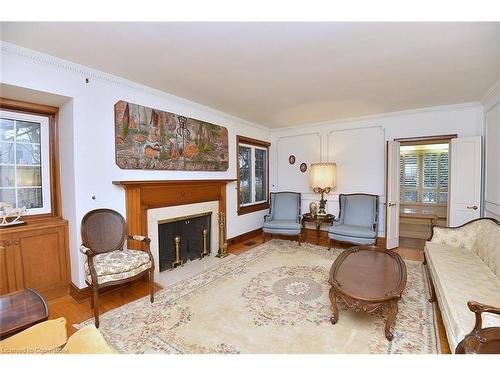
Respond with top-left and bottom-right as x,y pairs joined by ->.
77,240 -> 440,354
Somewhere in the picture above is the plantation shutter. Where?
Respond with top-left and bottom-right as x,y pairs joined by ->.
400,153 -> 419,202
400,148 -> 449,205
423,153 -> 439,203
438,153 -> 449,203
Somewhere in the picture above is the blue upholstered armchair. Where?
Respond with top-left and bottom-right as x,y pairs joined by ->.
263,192 -> 302,244
328,193 -> 379,247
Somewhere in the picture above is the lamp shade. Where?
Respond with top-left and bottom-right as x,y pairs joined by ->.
310,163 -> 337,190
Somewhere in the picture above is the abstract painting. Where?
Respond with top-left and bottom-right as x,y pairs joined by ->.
114,100 -> 229,171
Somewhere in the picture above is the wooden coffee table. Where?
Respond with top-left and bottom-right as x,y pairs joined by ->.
0,288 -> 49,340
329,246 -> 407,341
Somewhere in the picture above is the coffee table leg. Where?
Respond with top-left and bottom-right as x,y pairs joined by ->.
385,300 -> 398,341
329,287 -> 338,324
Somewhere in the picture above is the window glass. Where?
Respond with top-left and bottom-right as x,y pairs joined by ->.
255,148 -> 266,202
238,139 -> 269,211
239,146 -> 252,205
0,111 -> 50,214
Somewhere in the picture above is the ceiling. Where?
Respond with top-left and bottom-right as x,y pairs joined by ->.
1,22 -> 499,128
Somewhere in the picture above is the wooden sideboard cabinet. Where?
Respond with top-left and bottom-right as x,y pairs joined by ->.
0,219 -> 70,300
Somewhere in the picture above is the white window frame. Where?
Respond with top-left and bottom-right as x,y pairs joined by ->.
0,110 -> 52,215
239,143 -> 268,207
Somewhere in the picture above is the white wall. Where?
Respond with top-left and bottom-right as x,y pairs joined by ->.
1,42 -> 271,288
482,79 -> 500,221
270,103 -> 484,236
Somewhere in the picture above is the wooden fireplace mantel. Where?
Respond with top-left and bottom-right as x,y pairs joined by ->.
113,179 -> 236,249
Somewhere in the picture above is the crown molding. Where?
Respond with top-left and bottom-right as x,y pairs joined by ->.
481,77 -> 500,112
0,41 -> 270,132
271,101 -> 482,132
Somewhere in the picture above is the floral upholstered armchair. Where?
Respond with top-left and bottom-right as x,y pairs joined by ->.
263,192 -> 302,244
80,209 -> 155,327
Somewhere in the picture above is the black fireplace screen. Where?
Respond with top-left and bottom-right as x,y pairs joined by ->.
158,212 -> 211,271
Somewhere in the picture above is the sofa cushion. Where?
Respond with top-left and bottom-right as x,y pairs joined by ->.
425,242 -> 500,350
63,325 -> 117,354
0,318 -> 68,354
328,223 -> 376,239
472,219 -> 500,277
84,249 -> 151,285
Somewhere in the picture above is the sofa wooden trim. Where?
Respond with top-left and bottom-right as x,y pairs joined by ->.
455,301 -> 500,354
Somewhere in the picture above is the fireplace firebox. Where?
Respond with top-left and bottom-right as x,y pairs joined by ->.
158,212 -> 212,271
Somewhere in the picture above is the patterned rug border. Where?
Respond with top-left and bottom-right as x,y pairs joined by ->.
76,240 -> 441,354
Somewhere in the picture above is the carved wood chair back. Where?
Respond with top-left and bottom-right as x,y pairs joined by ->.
81,209 -> 127,254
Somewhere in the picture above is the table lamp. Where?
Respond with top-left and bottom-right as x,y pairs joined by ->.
310,163 -> 337,216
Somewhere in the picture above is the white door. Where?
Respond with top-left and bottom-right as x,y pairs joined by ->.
448,136 -> 482,226
385,141 -> 400,249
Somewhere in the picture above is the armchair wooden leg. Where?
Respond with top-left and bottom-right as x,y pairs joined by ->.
149,269 -> 155,303
328,238 -> 332,251
92,285 -> 100,328
263,232 -> 266,243
297,234 -> 301,246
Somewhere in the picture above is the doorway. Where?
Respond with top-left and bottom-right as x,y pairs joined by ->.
398,139 -> 450,248
385,135 -> 482,250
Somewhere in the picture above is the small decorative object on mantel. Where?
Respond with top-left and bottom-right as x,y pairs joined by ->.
310,163 -> 337,216
216,212 -> 229,258
309,202 -> 318,218
0,203 -> 26,228
288,155 -> 296,164
114,100 -> 229,171
300,163 -> 307,173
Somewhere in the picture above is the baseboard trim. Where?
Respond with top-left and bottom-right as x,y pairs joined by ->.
227,228 -> 263,245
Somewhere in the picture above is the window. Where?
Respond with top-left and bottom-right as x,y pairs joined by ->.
237,135 -> 270,215
0,110 -> 52,215
399,144 -> 449,205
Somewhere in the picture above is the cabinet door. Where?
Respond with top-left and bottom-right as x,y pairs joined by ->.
0,238 -> 11,295
12,225 -> 69,298
0,235 -> 23,295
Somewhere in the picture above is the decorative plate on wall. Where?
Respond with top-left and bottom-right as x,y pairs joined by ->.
300,163 -> 307,173
288,155 -> 296,164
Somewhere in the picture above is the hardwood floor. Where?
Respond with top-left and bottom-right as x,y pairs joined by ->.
47,234 -> 451,353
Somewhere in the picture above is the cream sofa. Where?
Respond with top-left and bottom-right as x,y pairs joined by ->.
424,218 -> 500,352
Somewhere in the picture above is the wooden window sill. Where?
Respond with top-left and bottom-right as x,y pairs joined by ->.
238,202 -> 270,216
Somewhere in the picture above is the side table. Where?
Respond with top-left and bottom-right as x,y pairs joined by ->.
301,213 -> 335,245
0,288 -> 49,340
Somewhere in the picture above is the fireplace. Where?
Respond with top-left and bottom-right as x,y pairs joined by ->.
113,179 -> 235,275
158,212 -> 211,271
